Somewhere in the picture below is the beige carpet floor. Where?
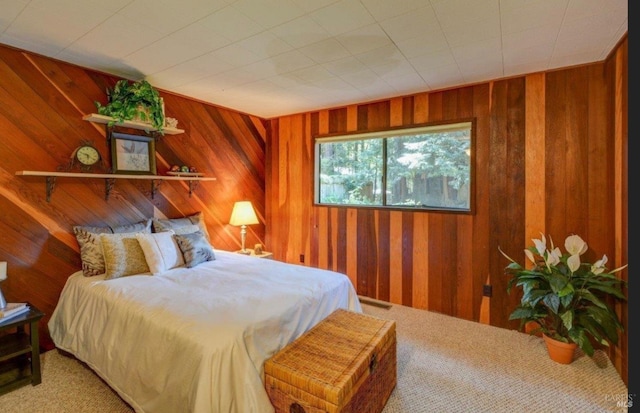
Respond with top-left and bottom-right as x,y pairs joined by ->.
0,303 -> 628,413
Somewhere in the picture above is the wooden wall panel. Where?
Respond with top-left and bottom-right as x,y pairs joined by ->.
267,37 -> 627,382
0,35 -> 628,384
0,44 -> 267,349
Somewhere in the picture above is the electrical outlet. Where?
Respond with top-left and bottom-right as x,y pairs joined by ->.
483,285 -> 492,297
299,254 -> 305,263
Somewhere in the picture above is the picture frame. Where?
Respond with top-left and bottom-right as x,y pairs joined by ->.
109,131 -> 156,175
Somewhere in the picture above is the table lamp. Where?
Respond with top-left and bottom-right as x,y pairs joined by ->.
229,201 -> 259,254
0,261 -> 7,309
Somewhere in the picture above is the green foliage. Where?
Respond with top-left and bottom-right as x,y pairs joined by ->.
501,234 -> 627,357
318,128 -> 470,208
95,79 -> 165,133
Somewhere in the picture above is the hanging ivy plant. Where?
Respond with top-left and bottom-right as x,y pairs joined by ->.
95,79 -> 165,134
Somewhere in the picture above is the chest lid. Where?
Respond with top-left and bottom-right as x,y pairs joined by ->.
264,309 -> 396,405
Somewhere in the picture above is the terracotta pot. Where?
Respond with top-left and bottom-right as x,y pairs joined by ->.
542,334 -> 577,364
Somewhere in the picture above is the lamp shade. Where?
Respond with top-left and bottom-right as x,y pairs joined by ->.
229,201 -> 259,226
0,261 -> 6,281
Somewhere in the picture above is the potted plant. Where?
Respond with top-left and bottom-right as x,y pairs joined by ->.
95,79 -> 165,133
499,233 -> 627,364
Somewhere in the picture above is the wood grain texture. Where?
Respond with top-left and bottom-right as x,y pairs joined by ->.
0,35 -> 628,384
0,44 -> 267,350
266,37 -> 627,382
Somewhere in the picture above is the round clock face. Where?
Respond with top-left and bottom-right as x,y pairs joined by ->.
76,145 -> 100,166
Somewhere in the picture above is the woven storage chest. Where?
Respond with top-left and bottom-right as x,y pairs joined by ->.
264,309 -> 396,413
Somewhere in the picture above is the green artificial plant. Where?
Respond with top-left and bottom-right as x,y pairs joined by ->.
95,79 -> 165,133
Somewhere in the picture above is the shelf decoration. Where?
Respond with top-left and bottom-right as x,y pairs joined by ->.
94,79 -> 166,134
15,171 -> 215,202
82,114 -> 184,135
109,132 -> 157,175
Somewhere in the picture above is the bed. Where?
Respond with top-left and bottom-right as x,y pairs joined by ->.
48,249 -> 361,413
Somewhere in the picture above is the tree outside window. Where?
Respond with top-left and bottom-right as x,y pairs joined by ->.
315,121 -> 472,212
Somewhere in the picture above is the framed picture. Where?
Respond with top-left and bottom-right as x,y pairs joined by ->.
109,132 -> 156,175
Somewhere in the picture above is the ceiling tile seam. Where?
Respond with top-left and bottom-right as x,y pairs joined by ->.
142,3 -> 333,80
114,3 -> 250,74
1,1 -> 30,36
56,1 -> 133,58
547,0 -> 571,69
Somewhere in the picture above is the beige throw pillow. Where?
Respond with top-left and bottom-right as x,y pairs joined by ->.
74,219 -> 152,277
100,232 -> 150,280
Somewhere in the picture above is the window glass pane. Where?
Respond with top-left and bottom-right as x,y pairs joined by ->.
315,121 -> 472,211
386,129 -> 471,209
318,140 -> 383,205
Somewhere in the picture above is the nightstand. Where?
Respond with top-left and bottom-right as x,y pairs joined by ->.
0,303 -> 44,395
236,249 -> 273,259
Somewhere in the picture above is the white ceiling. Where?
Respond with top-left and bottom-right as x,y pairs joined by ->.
0,0 -> 628,119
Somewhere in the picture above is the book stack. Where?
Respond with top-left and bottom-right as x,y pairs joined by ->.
0,302 -> 29,323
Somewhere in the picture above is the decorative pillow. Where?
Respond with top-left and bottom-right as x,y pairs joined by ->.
153,212 -> 210,240
73,220 -> 152,277
100,232 -> 150,280
74,225 -> 113,277
111,219 -> 152,234
172,224 -> 201,235
136,230 -> 184,274
174,231 -> 215,268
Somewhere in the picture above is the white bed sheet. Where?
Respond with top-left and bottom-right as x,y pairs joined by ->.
48,250 -> 362,413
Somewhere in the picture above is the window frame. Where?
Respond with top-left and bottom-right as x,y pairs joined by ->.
313,119 -> 475,214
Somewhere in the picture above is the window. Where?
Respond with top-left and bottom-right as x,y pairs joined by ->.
314,121 -> 473,212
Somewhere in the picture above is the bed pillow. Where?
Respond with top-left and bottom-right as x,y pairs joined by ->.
153,212 -> 210,240
136,230 -> 184,274
174,231 -> 215,268
74,220 -> 152,277
100,232 -> 150,280
74,225 -> 113,277
111,219 -> 152,234
172,224 -> 201,235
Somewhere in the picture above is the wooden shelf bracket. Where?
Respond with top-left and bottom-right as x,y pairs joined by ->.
45,176 -> 56,203
16,171 -> 215,202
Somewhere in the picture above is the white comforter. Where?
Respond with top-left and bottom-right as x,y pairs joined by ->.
48,250 -> 362,413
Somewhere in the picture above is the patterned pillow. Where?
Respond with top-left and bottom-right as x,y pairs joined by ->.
153,212 -> 210,241
74,225 -> 113,277
111,219 -> 152,234
174,231 -> 215,268
74,219 -> 152,277
100,232 -> 150,280
136,230 -> 184,274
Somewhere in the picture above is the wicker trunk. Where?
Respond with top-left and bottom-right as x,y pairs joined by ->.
264,309 -> 396,413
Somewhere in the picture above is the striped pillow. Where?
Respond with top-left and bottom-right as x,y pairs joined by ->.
100,232 -> 150,279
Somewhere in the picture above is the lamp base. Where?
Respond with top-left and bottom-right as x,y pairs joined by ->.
0,285 -> 6,310
236,249 -> 252,255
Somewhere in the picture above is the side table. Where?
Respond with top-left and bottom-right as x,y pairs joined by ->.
235,248 -> 273,259
0,302 -> 44,395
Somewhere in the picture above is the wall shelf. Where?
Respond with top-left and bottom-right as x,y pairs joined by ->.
16,170 -> 215,202
82,113 -> 185,135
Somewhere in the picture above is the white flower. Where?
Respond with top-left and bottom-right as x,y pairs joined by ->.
591,255 -> 608,275
567,254 -> 582,272
565,234 -> 588,256
546,248 -> 561,267
533,233 -> 547,255
524,249 -> 536,264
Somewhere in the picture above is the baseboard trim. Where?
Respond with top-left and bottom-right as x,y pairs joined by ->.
358,295 -> 392,309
